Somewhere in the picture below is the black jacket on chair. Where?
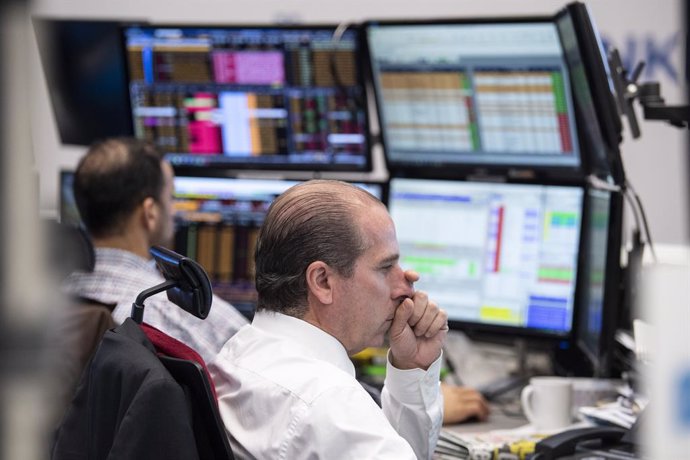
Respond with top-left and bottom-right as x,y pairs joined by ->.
52,318 -> 200,460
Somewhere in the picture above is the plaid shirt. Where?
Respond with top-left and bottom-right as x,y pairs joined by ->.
62,247 -> 248,363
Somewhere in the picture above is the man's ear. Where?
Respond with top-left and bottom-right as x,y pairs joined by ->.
305,260 -> 334,305
141,197 -> 159,233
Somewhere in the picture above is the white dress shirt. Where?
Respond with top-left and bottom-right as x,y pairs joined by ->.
62,247 -> 248,363
209,310 -> 443,459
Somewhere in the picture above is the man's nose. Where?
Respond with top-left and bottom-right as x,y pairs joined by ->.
393,268 -> 415,300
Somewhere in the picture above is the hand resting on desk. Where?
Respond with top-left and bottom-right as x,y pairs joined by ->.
441,382 -> 491,425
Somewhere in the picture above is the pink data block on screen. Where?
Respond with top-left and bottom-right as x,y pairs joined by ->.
188,121 -> 222,154
213,51 -> 285,85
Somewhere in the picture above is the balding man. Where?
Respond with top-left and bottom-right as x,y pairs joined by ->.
210,180 -> 448,459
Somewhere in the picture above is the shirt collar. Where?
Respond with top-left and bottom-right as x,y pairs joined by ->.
94,247 -> 155,272
251,310 -> 356,377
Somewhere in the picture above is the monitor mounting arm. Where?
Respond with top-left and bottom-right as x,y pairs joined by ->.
608,47 -> 689,137
635,81 -> 688,129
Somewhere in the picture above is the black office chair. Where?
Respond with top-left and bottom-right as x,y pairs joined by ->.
44,220 -> 95,279
52,246 -> 234,460
135,246 -> 233,460
44,221 -> 117,422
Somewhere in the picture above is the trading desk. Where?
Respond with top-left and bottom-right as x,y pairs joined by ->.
440,399 -> 638,460
446,402 -> 528,434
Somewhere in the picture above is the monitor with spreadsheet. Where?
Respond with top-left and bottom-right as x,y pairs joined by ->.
364,18 -> 582,177
388,177 -> 584,339
122,25 -> 372,172
173,176 -> 384,314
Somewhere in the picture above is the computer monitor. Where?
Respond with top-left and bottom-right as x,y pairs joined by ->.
122,25 -> 372,173
364,18 -> 583,179
555,2 -> 625,184
33,19 -> 134,145
388,177 -> 584,340
574,187 -> 623,377
173,176 -> 385,315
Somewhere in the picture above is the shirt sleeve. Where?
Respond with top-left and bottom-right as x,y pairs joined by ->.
381,352 -> 444,460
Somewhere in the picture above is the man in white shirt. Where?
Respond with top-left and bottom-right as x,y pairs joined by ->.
62,138 -> 248,363
210,179 -> 448,459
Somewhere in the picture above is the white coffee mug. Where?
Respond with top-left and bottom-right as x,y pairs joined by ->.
521,376 -> 573,431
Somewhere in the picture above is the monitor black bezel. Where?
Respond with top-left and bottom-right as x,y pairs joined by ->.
573,186 -> 624,377
555,2 -> 625,185
387,176 -> 588,343
120,22 -> 374,174
172,173 -> 389,207
33,17 -> 137,146
361,15 -> 588,183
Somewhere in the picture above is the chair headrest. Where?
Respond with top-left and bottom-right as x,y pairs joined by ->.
44,220 -> 95,279
150,246 -> 212,320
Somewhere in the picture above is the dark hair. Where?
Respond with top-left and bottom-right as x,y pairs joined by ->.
73,137 -> 164,238
255,180 -> 383,317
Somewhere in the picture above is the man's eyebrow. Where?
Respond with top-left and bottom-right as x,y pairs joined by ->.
378,254 -> 400,266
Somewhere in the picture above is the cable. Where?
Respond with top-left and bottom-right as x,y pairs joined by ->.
332,21 -> 351,43
625,180 -> 657,263
587,174 -> 645,257
592,172 -> 648,263
329,21 -> 352,89
586,174 -> 622,193
327,21 -> 368,176
621,185 -> 643,241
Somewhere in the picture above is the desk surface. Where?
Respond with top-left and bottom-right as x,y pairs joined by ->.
445,401 -> 528,434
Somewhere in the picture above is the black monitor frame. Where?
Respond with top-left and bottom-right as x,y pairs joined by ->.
572,186 -> 624,377
173,175 -> 388,207
32,17 -> 137,146
121,23 -> 374,174
362,15 -> 590,184
555,2 -> 625,185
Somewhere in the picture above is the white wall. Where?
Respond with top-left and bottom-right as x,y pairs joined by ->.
28,0 -> 688,244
